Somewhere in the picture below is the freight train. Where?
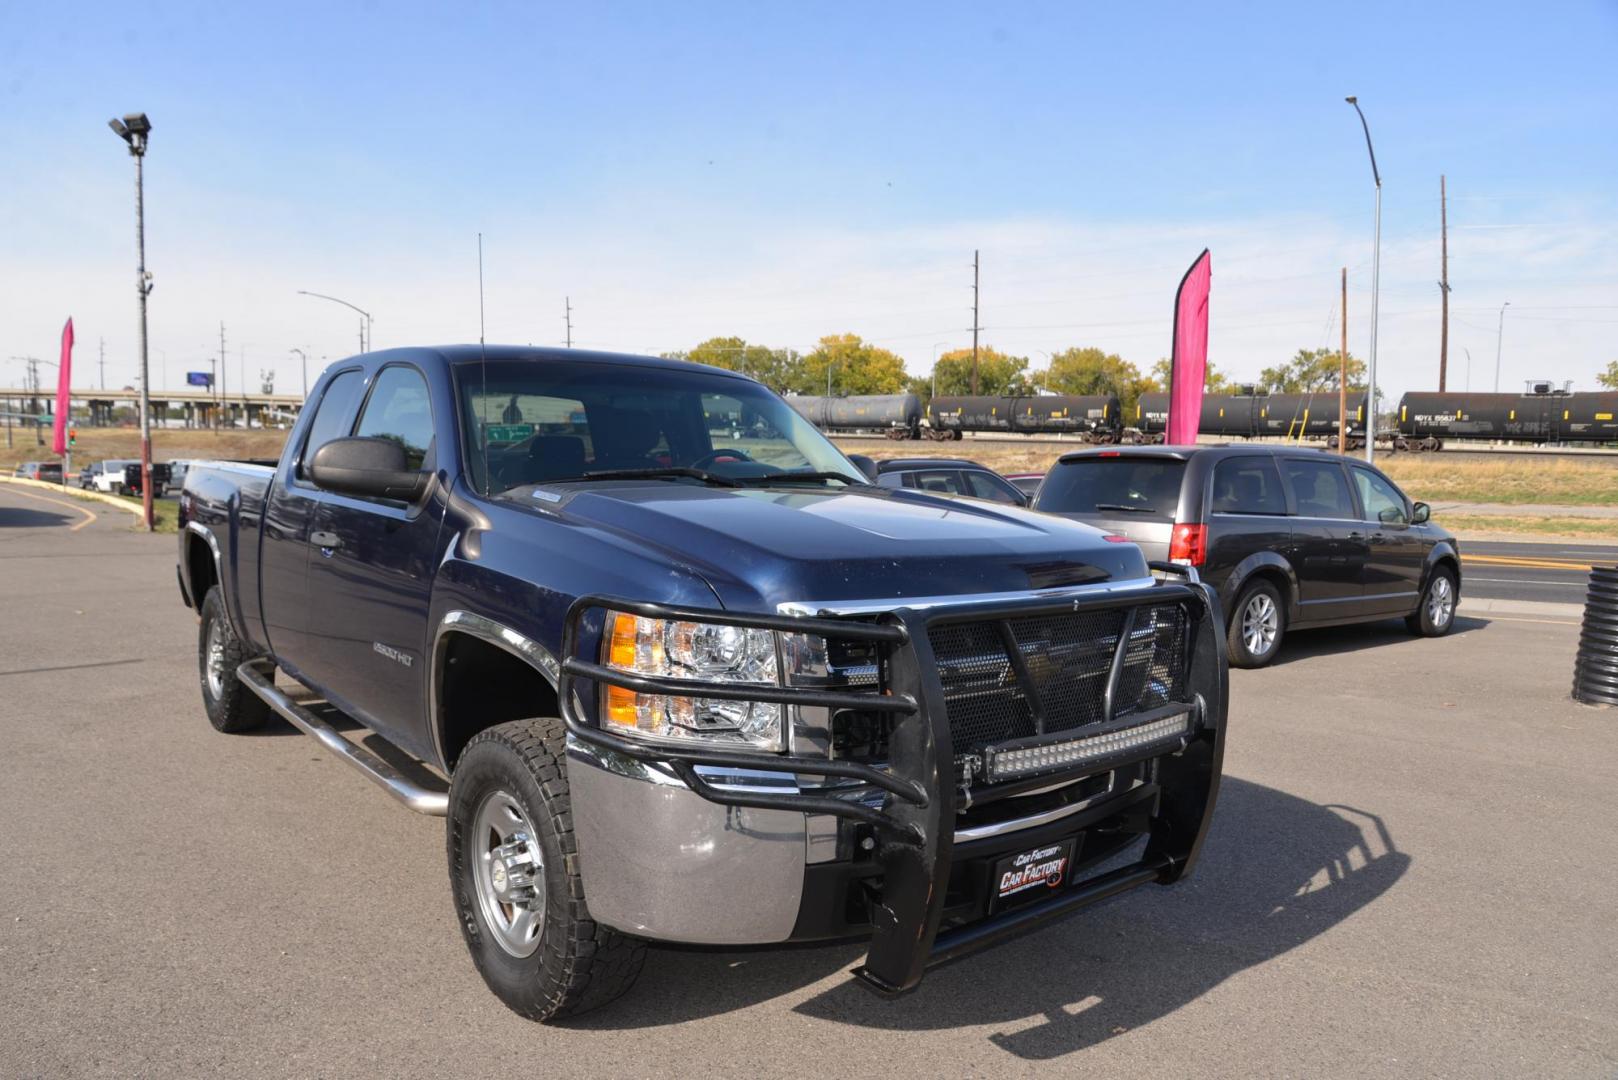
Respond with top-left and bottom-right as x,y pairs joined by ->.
785,393 -> 923,439
1395,389 -> 1618,448
923,394 -> 1122,441
1130,391 -> 1369,445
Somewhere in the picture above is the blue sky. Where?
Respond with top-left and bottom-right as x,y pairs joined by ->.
3,1 -> 1616,398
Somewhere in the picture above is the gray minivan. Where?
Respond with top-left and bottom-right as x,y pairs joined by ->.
1034,445 -> 1463,667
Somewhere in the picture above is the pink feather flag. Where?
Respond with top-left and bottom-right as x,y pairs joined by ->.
1165,250 -> 1211,446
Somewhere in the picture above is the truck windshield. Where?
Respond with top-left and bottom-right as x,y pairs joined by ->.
456,359 -> 862,496
1035,458 -> 1186,518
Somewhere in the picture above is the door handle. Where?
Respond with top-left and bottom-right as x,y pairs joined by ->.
311,530 -> 341,552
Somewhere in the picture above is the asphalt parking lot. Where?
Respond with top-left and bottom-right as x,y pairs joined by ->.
2,483 -> 1616,1078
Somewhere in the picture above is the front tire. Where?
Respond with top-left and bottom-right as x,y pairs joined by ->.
197,586 -> 270,733
1407,567 -> 1458,637
1227,580 -> 1286,668
448,719 -> 645,1021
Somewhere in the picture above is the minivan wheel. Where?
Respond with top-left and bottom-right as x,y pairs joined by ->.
448,718 -> 645,1022
1408,567 -> 1458,637
1228,580 -> 1285,668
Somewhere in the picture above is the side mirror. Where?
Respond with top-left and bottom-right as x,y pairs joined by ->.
846,454 -> 880,483
309,437 -> 430,502
1410,501 -> 1430,525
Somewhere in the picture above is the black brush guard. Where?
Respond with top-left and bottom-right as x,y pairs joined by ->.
558,565 -> 1226,996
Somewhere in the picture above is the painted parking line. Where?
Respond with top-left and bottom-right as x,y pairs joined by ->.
0,484 -> 99,531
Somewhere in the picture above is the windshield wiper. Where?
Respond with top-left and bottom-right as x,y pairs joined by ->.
1093,502 -> 1157,514
579,467 -> 739,487
735,471 -> 867,487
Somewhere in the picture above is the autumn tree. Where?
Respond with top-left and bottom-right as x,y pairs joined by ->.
1046,346 -> 1155,415
1597,359 -> 1618,390
797,333 -> 909,396
663,336 -> 803,393
1259,348 -> 1366,393
911,347 -> 1030,402
1150,357 -> 1232,394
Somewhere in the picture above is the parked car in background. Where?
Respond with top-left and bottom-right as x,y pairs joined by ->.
122,461 -> 171,499
1005,472 -> 1044,499
12,461 -> 62,482
871,457 -> 1028,505
78,464 -> 96,489
88,459 -> 137,494
1034,445 -> 1461,668
166,460 -> 193,492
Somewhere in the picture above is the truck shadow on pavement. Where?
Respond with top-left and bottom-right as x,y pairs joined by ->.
575,778 -> 1408,1055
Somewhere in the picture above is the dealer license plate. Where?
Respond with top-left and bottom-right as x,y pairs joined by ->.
991,838 -> 1075,910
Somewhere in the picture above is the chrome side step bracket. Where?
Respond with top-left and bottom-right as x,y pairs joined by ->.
237,661 -> 449,817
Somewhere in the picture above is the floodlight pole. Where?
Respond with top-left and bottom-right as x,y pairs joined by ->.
290,347 -> 309,399
110,112 -> 155,530
1493,302 -> 1510,392
1345,96 -> 1381,464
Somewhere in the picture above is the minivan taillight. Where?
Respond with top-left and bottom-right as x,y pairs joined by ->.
1168,523 -> 1207,567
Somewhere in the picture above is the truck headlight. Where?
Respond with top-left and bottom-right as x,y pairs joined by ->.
601,613 -> 784,751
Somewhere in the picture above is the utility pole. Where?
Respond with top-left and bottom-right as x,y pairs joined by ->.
99,338 -> 106,390
1339,267 -> 1349,455
564,297 -> 573,348
218,322 -> 227,430
1438,175 -> 1450,392
1493,301 -> 1510,392
970,249 -> 981,396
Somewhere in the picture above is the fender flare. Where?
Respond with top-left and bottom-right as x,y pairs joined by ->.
1420,540 -> 1462,594
428,609 -> 561,772
1219,552 -> 1302,624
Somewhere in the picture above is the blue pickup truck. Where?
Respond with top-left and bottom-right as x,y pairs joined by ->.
178,345 -> 1227,1020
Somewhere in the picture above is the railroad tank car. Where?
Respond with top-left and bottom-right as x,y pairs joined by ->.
1131,391 -> 1368,442
1397,390 -> 1618,445
924,394 -> 1121,440
785,393 -> 922,438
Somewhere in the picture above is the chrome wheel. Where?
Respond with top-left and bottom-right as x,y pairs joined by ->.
1242,593 -> 1279,656
205,618 -> 227,700
1427,575 -> 1455,628
472,790 -> 545,958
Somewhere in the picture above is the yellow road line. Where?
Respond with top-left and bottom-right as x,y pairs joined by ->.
0,484 -> 99,531
1463,554 -> 1598,571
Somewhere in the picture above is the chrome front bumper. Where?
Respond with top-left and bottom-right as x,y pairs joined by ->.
567,739 -> 810,944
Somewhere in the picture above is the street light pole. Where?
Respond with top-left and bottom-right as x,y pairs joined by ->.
1493,302 -> 1511,392
297,291 -> 372,354
109,111 -> 155,531
290,348 -> 309,399
1345,97 -> 1381,464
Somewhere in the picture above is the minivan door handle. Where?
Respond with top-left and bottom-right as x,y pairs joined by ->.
310,530 -> 341,552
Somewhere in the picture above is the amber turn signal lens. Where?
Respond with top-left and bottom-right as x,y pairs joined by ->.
608,612 -> 638,669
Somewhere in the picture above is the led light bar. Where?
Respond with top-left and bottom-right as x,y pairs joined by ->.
983,708 -> 1195,782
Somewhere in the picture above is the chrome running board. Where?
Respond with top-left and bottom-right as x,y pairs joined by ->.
237,661 -> 449,816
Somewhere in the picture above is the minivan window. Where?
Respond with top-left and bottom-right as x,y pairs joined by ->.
1351,466 -> 1408,524
1211,457 -> 1287,515
1282,458 -> 1355,519
912,470 -> 966,495
1035,458 -> 1186,517
963,469 -> 1022,504
299,369 -> 365,478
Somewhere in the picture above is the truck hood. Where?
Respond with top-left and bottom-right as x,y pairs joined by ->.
527,483 -> 1149,611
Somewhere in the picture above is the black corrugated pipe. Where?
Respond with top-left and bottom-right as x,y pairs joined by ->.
1573,566 -> 1618,707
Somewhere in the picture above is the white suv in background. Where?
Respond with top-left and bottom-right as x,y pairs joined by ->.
88,459 -> 137,495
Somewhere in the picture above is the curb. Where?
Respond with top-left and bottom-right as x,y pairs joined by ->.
0,475 -> 146,517
1459,596 -> 1583,620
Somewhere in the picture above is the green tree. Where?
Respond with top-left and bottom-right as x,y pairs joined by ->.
1150,357 -> 1232,394
1259,347 -> 1366,393
797,333 -> 908,396
914,347 -> 1030,403
1047,346 -> 1155,416
662,336 -> 804,393
1597,359 -> 1618,390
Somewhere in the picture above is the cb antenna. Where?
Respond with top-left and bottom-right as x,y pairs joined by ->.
478,232 -> 490,495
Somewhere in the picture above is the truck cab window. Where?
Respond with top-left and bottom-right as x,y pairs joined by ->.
355,366 -> 435,470
298,370 -> 364,479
